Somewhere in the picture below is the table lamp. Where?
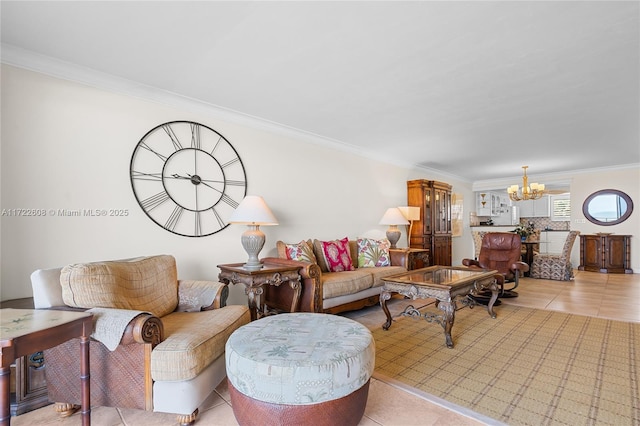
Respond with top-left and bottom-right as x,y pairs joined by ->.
379,207 -> 409,249
229,195 -> 278,271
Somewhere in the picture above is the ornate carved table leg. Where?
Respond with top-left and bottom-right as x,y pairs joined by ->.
380,290 -> 393,330
486,281 -> 499,319
476,274 -> 502,319
289,278 -> 302,313
438,300 -> 456,349
245,286 -> 263,321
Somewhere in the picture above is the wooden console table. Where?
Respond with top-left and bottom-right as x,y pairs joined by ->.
1,309 -> 93,425
578,234 -> 632,274
218,263 -> 301,321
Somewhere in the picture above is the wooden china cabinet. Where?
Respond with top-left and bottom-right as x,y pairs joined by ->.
578,234 -> 633,274
407,180 -> 452,266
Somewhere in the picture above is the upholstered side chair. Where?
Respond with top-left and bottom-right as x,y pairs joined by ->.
471,231 -> 487,260
31,255 -> 251,425
530,231 -> 580,281
462,232 -> 529,298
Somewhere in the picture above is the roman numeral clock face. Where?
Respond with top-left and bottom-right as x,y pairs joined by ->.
130,121 -> 247,237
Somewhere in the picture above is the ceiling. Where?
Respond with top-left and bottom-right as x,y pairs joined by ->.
1,1 -> 638,186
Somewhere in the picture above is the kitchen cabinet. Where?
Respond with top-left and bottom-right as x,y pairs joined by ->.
578,234 -> 633,274
476,192 -> 508,217
407,180 -> 452,266
519,195 -> 550,218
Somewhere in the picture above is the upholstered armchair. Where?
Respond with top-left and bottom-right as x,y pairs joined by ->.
462,232 -> 529,298
530,231 -> 580,281
30,255 -> 250,425
471,231 -> 487,260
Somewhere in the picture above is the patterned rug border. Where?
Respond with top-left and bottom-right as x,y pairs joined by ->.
371,302 -> 640,426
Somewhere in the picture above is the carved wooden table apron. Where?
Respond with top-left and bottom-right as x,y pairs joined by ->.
380,266 -> 500,349
1,309 -> 93,426
218,263 -> 301,321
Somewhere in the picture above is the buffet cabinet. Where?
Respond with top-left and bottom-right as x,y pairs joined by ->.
578,234 -> 633,274
407,179 -> 452,266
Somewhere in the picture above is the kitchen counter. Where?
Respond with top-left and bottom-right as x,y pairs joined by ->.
469,227 -> 573,256
470,226 -> 517,230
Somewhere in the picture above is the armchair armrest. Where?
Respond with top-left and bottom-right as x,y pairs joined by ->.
177,280 -> 229,311
462,258 -> 481,268
40,306 -> 163,348
260,257 -> 323,313
85,308 -> 163,351
122,313 -> 163,347
511,261 -> 530,273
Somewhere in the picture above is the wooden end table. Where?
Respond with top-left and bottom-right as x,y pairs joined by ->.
390,248 -> 430,270
218,263 -> 301,321
380,266 -> 500,349
1,309 -> 93,425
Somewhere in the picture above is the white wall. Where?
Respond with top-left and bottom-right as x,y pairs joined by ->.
1,65 -> 475,303
570,167 -> 640,271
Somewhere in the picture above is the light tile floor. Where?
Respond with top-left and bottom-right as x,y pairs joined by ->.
11,270 -> 640,425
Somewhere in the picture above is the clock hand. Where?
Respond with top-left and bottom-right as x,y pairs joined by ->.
170,173 -> 191,180
186,174 -> 222,193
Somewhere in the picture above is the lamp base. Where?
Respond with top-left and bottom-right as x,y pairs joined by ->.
241,225 -> 265,271
242,262 -> 264,271
386,227 -> 402,249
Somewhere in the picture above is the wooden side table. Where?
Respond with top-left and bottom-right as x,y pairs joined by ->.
0,298 -> 49,416
218,263 -> 301,321
390,248 -> 430,270
1,309 -> 93,426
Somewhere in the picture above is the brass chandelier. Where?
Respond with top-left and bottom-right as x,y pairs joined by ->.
507,166 -> 545,201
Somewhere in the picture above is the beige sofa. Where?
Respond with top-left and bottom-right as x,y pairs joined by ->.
262,238 -> 409,314
30,255 -> 250,425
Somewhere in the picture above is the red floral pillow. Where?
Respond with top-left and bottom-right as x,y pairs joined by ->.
319,237 -> 355,272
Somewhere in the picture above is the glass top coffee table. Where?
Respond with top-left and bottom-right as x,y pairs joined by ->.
380,266 -> 501,348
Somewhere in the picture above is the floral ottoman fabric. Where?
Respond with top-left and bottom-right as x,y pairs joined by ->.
225,313 -> 375,405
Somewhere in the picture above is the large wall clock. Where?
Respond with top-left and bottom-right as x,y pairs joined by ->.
130,120 -> 247,237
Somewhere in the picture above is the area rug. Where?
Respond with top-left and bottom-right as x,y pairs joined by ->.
371,303 -> 640,426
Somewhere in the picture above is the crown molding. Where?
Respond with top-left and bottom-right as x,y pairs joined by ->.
3,44 -> 631,188
1,43 -> 428,174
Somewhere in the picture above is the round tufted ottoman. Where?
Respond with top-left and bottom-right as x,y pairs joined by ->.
225,313 -> 375,426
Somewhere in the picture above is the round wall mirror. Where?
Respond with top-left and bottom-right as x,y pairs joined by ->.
582,189 -> 634,226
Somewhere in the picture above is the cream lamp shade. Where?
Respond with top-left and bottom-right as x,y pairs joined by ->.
229,195 -> 278,270
379,207 -> 409,249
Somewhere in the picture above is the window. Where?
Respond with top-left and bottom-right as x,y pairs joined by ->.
551,195 -> 571,221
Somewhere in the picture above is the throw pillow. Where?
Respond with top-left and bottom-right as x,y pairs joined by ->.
357,238 -> 391,268
318,237 -> 355,272
284,240 -> 317,264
